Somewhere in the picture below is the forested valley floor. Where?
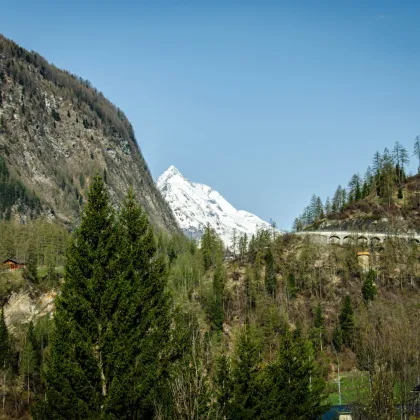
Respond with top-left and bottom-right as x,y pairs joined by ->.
1,177 -> 420,419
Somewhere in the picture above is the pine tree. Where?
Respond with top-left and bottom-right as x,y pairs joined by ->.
302,207 -> 312,226
231,228 -> 238,259
34,179 -> 171,419
314,303 -> 324,330
393,141 -> 409,198
382,147 -> 396,204
364,165 -> 373,194
348,174 -> 362,202
339,295 -> 354,347
33,175 -> 117,419
372,151 -> 383,196
264,248 -> 276,297
239,233 -> 248,263
102,189 -> 171,417
372,150 -> 383,173
211,263 -> 225,332
311,302 -> 326,351
227,327 -> 262,420
248,234 -> 256,262
44,245 -> 58,287
340,188 -> 347,210
309,194 -> 319,222
362,181 -> 369,198
201,224 -> 223,271
244,268 -> 256,312
324,197 -> 332,216
261,329 -> 329,419
414,135 -> 420,174
362,269 -> 377,303
332,325 -> 343,352
287,273 -> 297,299
0,308 -> 12,410
215,353 -> 232,417
315,196 -> 324,220
270,219 -> 277,240
292,217 -> 304,232
332,186 -> 343,213
254,251 -> 262,282
23,239 -> 38,284
20,321 -> 39,404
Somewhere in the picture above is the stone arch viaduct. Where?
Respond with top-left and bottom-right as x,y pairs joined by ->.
295,231 -> 420,246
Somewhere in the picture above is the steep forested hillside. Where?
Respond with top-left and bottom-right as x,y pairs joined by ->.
2,179 -> 420,419
0,34 -> 177,231
0,156 -> 41,220
294,141 -> 420,233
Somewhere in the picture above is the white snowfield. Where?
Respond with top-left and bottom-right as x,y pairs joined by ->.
157,165 -> 270,246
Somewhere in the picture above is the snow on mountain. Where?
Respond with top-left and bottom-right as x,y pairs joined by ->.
157,165 -> 271,246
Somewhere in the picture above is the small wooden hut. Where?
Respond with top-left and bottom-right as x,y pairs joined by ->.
2,259 -> 26,270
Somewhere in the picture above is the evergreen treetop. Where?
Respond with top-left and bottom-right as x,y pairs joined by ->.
339,295 -> 355,347
34,179 -> 171,419
261,329 -> 329,419
0,308 -> 12,370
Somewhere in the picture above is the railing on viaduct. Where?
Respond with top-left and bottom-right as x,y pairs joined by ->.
295,231 -> 420,246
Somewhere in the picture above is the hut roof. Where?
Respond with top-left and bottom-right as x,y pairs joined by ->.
3,259 -> 26,265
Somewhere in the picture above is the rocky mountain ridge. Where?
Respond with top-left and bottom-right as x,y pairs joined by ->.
0,34 -> 178,232
157,165 -> 270,245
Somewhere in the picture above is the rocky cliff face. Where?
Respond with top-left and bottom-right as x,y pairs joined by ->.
0,34 -> 178,232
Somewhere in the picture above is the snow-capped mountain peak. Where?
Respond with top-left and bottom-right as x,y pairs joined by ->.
157,165 -> 185,186
157,166 -> 271,246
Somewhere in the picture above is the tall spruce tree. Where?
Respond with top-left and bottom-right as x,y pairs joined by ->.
211,263 -> 226,332
332,324 -> 343,352
33,175 -> 118,419
414,135 -> 420,174
20,321 -> 39,404
103,189 -> 171,417
292,217 -> 304,232
239,233 -> 248,263
215,353 -> 232,417
23,239 -> 38,284
362,269 -> 377,303
339,295 -> 355,347
348,174 -> 362,202
324,197 -> 332,216
34,179 -> 171,419
0,308 -> 12,410
244,268 -> 256,312
260,329 -> 329,419
311,302 -> 326,352
287,273 -> 297,300
254,251 -> 262,280
264,248 -> 276,297
226,326 -> 262,420
44,244 -> 58,287
332,185 -> 343,213
201,224 -> 223,271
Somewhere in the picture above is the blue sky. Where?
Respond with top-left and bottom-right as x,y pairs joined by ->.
2,0 -> 420,229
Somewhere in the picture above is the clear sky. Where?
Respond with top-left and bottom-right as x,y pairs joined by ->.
2,0 -> 420,229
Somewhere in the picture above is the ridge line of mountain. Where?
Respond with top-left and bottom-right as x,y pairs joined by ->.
157,165 -> 270,245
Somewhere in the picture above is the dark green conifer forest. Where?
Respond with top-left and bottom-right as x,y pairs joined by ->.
2,173 -> 420,419
0,156 -> 41,220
